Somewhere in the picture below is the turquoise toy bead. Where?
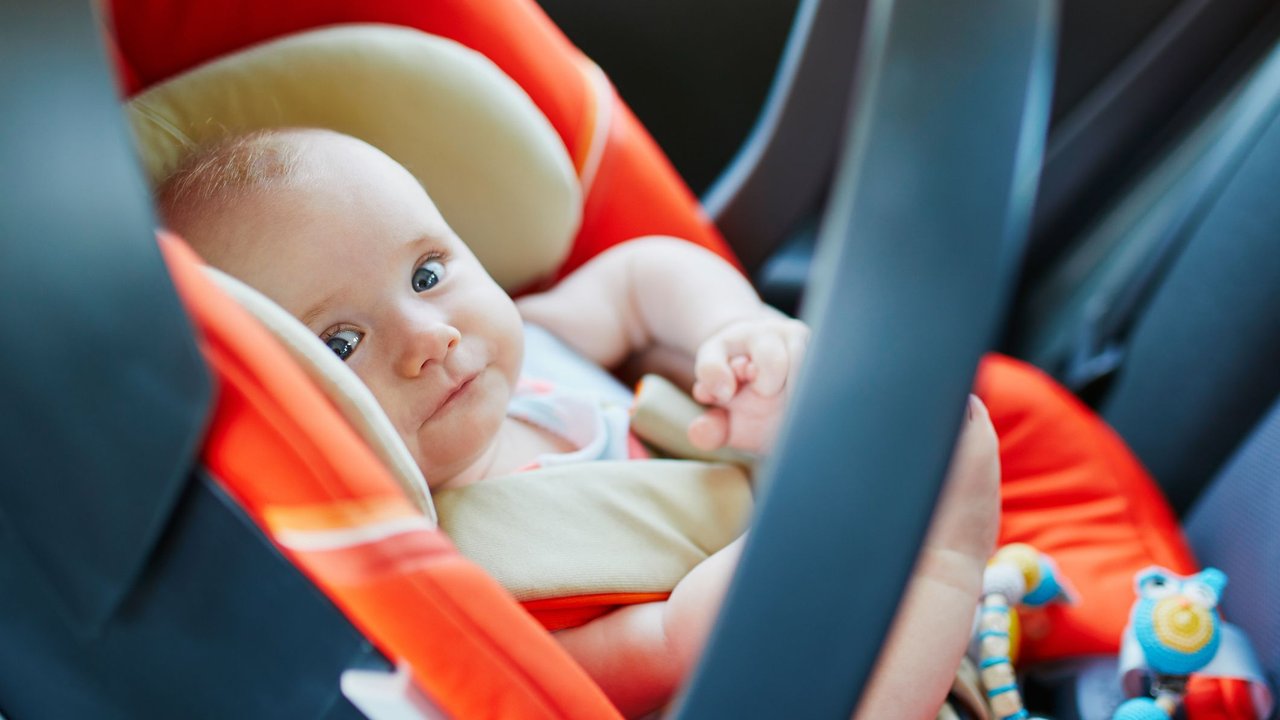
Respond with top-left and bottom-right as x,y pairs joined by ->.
1113,697 -> 1170,720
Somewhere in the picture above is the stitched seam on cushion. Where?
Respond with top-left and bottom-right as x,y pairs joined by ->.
131,101 -> 195,150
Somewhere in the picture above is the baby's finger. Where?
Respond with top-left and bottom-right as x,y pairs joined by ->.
692,381 -> 723,405
688,408 -> 730,451
729,355 -> 756,384
694,342 -> 738,404
746,331 -> 789,396
784,328 -> 808,389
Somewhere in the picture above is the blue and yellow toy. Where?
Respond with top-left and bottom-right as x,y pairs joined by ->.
1113,566 -> 1228,720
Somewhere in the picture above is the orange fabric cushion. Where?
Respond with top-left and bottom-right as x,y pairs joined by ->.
524,593 -> 670,633
977,353 -> 1199,662
982,357 -> 1260,718
1184,677 -> 1262,719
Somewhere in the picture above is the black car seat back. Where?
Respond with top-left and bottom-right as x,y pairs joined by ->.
1028,0 -> 1280,279
538,0 -> 802,199
1014,33 -> 1280,512
702,0 -> 872,274
1186,393 -> 1280,687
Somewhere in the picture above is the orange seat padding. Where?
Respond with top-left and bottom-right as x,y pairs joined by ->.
980,357 -> 1257,716
977,353 -> 1199,662
525,593 -> 670,633
1184,678 -> 1263,719
161,234 -> 620,720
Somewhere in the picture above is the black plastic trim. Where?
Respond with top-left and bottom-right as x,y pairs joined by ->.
702,0 -> 872,275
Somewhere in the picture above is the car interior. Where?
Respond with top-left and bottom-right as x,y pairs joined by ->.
1,0 -> 1278,717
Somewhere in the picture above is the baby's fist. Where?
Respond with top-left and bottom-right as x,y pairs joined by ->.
687,316 -> 809,454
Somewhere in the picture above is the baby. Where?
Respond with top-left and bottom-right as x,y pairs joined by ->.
158,128 -> 999,719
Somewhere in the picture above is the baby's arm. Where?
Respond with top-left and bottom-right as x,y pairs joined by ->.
553,537 -> 745,719
517,237 -> 807,453
515,237 -> 775,372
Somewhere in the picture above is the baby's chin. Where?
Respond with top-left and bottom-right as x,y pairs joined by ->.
413,443 -> 485,491
412,411 -> 506,490
417,448 -> 489,491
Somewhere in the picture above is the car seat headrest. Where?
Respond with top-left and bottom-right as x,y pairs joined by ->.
201,264 -> 437,524
126,24 -> 582,291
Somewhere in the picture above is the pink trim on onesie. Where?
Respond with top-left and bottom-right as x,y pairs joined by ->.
508,377 -> 649,472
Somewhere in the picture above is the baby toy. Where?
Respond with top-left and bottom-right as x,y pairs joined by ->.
1113,566 -> 1228,720
973,543 -> 1071,720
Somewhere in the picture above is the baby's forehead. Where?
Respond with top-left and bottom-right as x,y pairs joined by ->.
232,132 -> 334,193
168,128 -> 451,272
162,131 -> 303,219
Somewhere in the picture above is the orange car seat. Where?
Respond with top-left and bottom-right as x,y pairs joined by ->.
96,0 -> 1240,716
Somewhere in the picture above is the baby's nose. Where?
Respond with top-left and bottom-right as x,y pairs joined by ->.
396,317 -> 461,377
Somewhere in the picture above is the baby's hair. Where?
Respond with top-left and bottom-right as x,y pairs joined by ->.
156,128 -> 308,228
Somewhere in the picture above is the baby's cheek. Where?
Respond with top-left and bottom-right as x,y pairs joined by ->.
360,376 -> 404,424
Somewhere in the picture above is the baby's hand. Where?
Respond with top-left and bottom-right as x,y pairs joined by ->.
687,316 -> 810,455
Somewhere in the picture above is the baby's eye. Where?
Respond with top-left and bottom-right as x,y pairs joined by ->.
412,259 -> 446,292
324,328 -> 363,361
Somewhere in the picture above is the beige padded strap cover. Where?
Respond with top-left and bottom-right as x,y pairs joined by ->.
127,24 -> 580,291
631,373 -> 757,470
435,460 -> 752,602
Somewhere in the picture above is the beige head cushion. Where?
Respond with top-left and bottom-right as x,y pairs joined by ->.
127,24 -> 581,290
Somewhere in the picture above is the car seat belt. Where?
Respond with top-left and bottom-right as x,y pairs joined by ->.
674,0 -> 1056,716
0,0 -> 212,632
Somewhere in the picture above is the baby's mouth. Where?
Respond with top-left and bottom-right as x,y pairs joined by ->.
421,369 -> 482,425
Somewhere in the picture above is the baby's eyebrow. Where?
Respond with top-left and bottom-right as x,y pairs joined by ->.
408,232 -> 449,251
300,293 -> 339,328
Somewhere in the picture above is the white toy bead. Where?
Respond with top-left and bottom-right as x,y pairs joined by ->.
983,563 -> 1027,603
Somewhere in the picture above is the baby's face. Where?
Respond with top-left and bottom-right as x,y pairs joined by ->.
197,133 -> 524,487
